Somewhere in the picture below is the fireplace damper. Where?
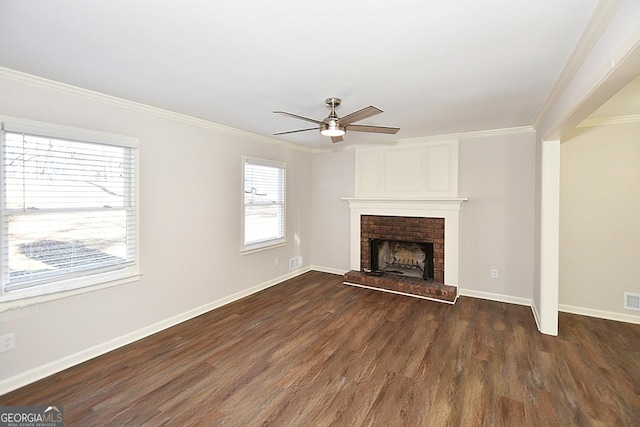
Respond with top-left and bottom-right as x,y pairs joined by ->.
370,238 -> 434,280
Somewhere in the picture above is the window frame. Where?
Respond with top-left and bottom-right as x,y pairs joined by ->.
241,156 -> 286,254
0,116 -> 140,310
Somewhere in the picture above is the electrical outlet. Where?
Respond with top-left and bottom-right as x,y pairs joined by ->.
491,269 -> 499,279
274,256 -> 279,266
1,333 -> 15,352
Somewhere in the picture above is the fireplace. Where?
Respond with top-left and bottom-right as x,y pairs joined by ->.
343,197 -> 466,303
370,239 -> 434,280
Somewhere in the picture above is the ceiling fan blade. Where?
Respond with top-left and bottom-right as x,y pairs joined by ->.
273,127 -> 319,135
273,111 -> 324,125
331,135 -> 344,143
339,106 -> 383,125
347,124 -> 400,134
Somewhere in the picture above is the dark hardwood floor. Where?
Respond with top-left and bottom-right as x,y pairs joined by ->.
2,271 -> 639,426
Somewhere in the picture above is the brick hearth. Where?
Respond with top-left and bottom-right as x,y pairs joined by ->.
343,270 -> 457,303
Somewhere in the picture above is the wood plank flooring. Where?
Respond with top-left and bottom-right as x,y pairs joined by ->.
2,271 -> 639,426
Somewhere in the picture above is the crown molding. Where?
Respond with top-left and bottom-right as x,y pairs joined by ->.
0,67 -> 313,154
533,0 -> 622,130
578,113 -> 640,128
457,125 -> 535,139
311,125 -> 536,153
395,125 -> 536,142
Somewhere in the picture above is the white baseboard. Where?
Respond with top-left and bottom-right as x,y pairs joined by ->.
531,300 -> 542,332
310,265 -> 349,275
0,267 -> 311,396
459,288 -> 532,306
459,288 -> 561,335
559,304 -> 640,325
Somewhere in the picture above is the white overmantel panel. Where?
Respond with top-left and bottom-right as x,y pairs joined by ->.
349,138 -> 466,286
343,197 -> 468,287
355,138 -> 459,198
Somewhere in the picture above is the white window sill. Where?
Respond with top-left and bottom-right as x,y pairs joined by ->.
241,241 -> 286,255
0,271 -> 142,312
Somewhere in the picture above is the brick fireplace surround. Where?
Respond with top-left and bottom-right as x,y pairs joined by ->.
345,214 -> 457,302
360,215 -> 445,283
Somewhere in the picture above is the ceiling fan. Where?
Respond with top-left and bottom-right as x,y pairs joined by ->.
273,97 -> 400,143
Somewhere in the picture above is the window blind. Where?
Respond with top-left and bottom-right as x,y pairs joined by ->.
1,124 -> 137,292
242,157 -> 286,251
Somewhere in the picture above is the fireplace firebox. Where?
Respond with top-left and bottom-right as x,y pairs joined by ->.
360,215 -> 445,283
370,239 -> 434,280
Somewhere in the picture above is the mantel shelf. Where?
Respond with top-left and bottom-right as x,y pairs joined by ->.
342,197 -> 468,203
342,197 -> 468,211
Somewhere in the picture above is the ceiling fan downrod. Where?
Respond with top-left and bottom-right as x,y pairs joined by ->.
325,97 -> 341,114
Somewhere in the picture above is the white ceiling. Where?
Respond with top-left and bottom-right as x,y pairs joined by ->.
0,0 -> 601,148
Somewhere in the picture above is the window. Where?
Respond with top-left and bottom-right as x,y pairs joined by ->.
0,118 -> 139,302
242,156 -> 286,253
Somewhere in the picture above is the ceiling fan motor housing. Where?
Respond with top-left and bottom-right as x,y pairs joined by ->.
320,97 -> 345,136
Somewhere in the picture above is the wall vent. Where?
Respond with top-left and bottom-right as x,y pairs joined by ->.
289,256 -> 303,270
623,292 -> 640,311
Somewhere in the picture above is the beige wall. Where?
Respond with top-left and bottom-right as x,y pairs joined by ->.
0,76 -> 313,389
560,123 -> 640,320
310,150 -> 354,272
309,131 -> 538,301
458,132 -> 536,300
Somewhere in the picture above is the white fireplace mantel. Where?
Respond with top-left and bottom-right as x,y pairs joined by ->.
343,196 -> 468,287
343,197 -> 467,209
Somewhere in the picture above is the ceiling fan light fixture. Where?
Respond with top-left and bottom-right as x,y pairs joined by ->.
320,120 -> 346,137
